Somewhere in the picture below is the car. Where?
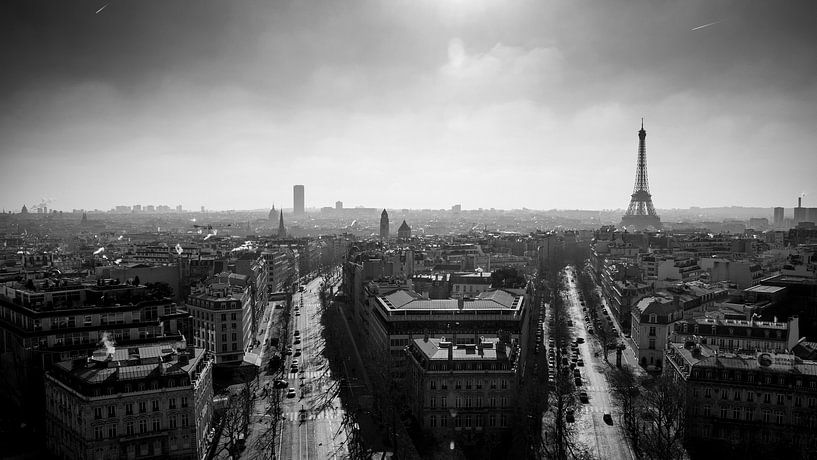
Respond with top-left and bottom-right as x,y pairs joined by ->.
287,388 -> 297,398
273,379 -> 288,389
577,359 -> 584,366
567,320 -> 574,327
294,338 -> 301,345
566,410 -> 575,423
290,366 -> 298,373
294,330 -> 300,336
292,358 -> 299,366
295,312 -> 301,316
587,328 -> 594,334
283,348 -> 292,355
573,368 -> 581,377
294,350 -> 301,357
574,377 -> 582,386
603,413 -> 613,425
571,356 -> 578,363
579,392 -> 589,403
576,337 -> 585,344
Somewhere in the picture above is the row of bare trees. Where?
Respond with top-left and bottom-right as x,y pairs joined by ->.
608,347 -> 688,459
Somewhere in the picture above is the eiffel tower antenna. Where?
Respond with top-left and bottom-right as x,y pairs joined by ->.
621,120 -> 662,230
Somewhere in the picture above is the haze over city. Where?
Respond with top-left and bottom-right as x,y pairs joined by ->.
2,0 -> 816,212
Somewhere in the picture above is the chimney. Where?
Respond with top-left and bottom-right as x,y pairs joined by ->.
799,197 -> 802,208
424,332 -> 429,343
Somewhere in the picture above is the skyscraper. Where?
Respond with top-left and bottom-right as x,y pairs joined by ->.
380,209 -> 390,240
773,207 -> 785,227
293,185 -> 305,216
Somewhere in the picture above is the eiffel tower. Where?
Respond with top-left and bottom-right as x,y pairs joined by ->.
621,120 -> 662,230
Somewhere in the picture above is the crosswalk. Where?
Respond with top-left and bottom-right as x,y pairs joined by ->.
281,409 -> 345,422
578,406 -> 616,415
283,370 -> 328,380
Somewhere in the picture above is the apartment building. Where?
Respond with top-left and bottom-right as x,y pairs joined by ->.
44,338 -> 213,460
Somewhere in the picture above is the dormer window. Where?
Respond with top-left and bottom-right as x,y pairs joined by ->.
649,314 -> 657,323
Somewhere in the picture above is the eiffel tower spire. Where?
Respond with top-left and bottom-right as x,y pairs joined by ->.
621,120 -> 661,229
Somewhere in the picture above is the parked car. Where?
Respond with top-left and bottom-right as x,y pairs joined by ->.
273,379 -> 288,389
287,388 -> 297,398
566,410 -> 575,423
574,377 -> 582,386
579,392 -> 589,403
294,330 -> 300,336
603,413 -> 613,425
577,359 -> 584,366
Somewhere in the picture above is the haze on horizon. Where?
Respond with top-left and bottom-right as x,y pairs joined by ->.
1,0 -> 815,213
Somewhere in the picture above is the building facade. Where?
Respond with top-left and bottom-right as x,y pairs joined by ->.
186,274 -> 253,364
665,341 -> 817,458
405,337 -> 517,449
44,338 -> 213,460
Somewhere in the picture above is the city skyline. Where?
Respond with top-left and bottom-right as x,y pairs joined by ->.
2,1 -> 816,211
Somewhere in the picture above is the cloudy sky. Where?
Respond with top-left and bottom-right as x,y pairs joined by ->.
1,0 -> 815,212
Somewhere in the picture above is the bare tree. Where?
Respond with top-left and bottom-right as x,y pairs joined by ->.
216,382 -> 256,459
640,374 -> 687,460
609,366 -> 644,458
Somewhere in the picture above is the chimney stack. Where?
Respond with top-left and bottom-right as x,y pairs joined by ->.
799,197 -> 802,208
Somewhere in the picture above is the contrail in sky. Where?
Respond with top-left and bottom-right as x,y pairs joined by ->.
96,3 -> 109,14
691,21 -> 721,31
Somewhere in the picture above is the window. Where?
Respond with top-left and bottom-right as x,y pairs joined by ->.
126,421 -> 134,436
721,389 -> 728,400
490,397 -> 497,407
776,411 -> 784,425
465,415 -> 472,428
747,392 -> 754,402
440,416 -> 447,427
732,408 -> 739,420
125,403 -> 133,416
764,394 -> 771,404
762,410 -> 771,423
430,397 -> 436,409
704,388 -> 711,398
441,397 -> 447,408
108,424 -> 117,438
108,405 -> 116,418
169,415 -> 177,429
703,405 -> 711,417
222,334 -> 227,342
795,396 -> 802,408
777,394 -> 784,405
489,414 -> 496,427
169,398 -> 176,409
181,397 -> 189,408
501,380 -> 508,390
455,380 -> 462,390
152,418 -> 160,431
477,397 -> 483,407
733,391 -> 741,401
455,397 -> 461,408
152,400 -> 159,412
649,327 -> 656,337
721,406 -> 728,418
94,426 -> 103,440
181,414 -> 189,427
231,313 -> 237,321
466,397 -> 472,408
221,313 -> 227,321
94,407 -> 102,419
139,401 -> 146,413
429,415 -> 437,427
500,414 -> 507,427
139,419 -> 147,434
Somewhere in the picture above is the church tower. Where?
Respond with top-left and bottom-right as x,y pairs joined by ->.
277,210 -> 287,238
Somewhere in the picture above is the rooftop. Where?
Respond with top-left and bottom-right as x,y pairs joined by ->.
411,337 -> 511,361
666,341 -> 817,376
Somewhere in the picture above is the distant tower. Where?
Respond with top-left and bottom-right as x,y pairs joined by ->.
268,204 -> 276,221
277,210 -> 287,238
621,120 -> 662,230
293,185 -> 305,216
398,220 -> 411,241
380,209 -> 390,240
81,212 -> 88,225
773,207 -> 784,227
20,205 -> 28,214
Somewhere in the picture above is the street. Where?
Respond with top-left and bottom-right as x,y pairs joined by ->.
277,275 -> 348,460
563,267 -> 635,460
